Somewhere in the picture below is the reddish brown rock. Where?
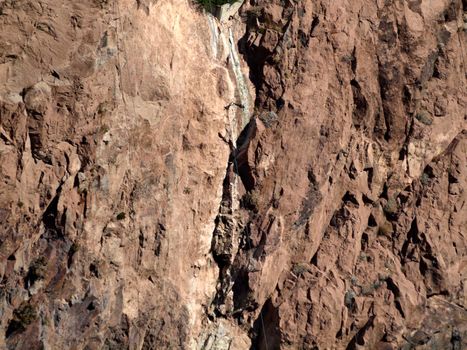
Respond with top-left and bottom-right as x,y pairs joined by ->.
0,0 -> 465,349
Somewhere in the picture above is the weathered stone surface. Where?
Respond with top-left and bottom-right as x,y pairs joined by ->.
0,0 -> 465,349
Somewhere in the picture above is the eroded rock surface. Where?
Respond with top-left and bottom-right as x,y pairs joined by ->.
0,0 -> 466,349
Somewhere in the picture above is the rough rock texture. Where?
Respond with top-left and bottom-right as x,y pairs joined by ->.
0,0 -> 466,349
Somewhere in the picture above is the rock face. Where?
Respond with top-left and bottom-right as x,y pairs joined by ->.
0,0 -> 465,349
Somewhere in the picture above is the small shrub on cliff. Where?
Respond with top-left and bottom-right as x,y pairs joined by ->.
361,280 -> 383,296
378,220 -> 393,237
420,172 -> 430,186
14,302 -> 37,326
258,111 -> 279,128
195,0 -> 237,11
245,6 -> 262,19
415,111 -> 433,125
383,198 -> 398,218
100,124 -> 110,134
116,212 -> 126,220
70,242 -> 80,255
240,190 -> 260,213
292,263 -> 308,277
28,257 -> 48,283
6,302 -> 38,336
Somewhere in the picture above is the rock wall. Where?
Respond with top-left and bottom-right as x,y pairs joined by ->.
0,0 -> 465,349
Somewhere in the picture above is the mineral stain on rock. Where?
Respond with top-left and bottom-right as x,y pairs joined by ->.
0,0 -> 466,349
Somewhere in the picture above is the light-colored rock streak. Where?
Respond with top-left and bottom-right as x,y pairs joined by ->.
207,15 -> 219,59
228,27 -> 251,127
207,15 -> 250,210
198,15 -> 253,350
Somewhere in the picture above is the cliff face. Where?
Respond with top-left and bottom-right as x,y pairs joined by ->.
0,0 -> 465,349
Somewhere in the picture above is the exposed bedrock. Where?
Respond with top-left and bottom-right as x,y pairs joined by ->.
0,0 -> 465,349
